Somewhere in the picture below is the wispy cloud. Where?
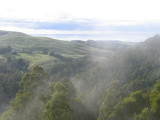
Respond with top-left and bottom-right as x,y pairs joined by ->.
0,18 -> 159,42
0,0 -> 160,41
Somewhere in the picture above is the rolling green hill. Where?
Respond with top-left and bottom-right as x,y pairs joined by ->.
0,30 -> 135,69
1,31 -> 160,120
0,30 -> 110,55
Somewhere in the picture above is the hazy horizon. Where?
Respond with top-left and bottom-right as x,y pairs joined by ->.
31,33 -> 152,42
1,0 -> 160,42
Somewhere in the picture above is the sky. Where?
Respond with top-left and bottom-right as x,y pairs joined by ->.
0,0 -> 160,42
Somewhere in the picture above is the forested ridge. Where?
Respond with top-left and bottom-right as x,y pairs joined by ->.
0,31 -> 160,120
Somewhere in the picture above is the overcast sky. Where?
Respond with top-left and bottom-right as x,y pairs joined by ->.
0,0 -> 160,41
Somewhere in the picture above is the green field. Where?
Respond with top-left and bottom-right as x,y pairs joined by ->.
0,30 -> 134,69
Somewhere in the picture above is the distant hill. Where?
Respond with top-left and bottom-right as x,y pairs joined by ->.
0,30 -> 136,69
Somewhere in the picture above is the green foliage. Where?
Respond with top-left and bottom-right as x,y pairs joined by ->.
134,108 -> 152,120
150,80 -> 160,118
11,90 -> 32,111
19,65 -> 48,91
42,48 -> 48,55
49,52 -> 73,62
0,46 -> 12,54
0,58 -> 28,114
0,66 -> 48,120
2,32 -> 160,120
54,82 -> 68,94
42,82 -> 73,120
60,77 -> 76,98
0,110 -> 16,120
108,91 -> 149,120
98,81 -> 123,120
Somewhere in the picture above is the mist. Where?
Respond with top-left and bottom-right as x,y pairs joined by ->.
0,30 -> 160,120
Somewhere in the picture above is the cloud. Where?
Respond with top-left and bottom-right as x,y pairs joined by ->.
0,0 -> 160,41
0,18 -> 159,42
0,0 -> 160,22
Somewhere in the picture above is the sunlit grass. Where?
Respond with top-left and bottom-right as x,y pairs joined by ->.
16,53 -> 57,69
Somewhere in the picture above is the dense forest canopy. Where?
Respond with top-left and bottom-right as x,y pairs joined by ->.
0,30 -> 160,120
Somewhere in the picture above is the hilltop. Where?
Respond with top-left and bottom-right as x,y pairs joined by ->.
0,30 -> 135,69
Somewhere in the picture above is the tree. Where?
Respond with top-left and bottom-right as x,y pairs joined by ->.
107,90 -> 149,120
42,82 -> 73,120
0,66 -> 48,120
98,81 -> 123,120
150,80 -> 160,119
134,108 -> 152,120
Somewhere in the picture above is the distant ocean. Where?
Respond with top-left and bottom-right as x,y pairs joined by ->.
32,34 -> 154,42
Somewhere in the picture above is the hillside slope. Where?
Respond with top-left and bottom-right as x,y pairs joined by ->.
1,32 -> 160,120
0,30 -> 135,69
